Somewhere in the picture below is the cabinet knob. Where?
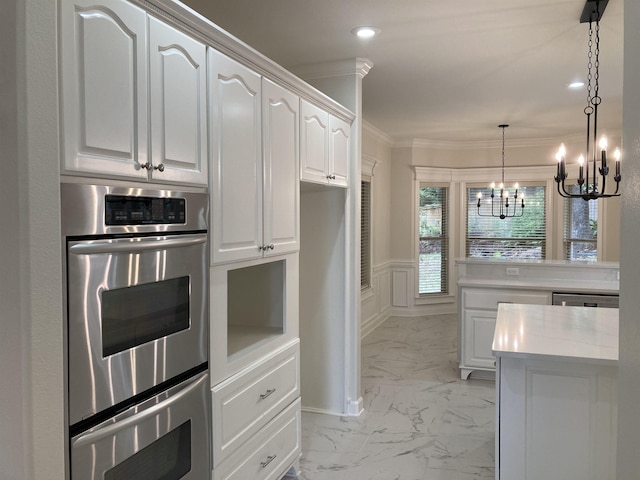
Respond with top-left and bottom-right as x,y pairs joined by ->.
154,163 -> 165,172
141,162 -> 153,171
269,244 -> 275,250
327,174 -> 336,180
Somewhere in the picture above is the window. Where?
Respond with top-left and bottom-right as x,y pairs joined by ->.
467,185 -> 546,259
361,179 -> 372,289
418,185 -> 448,295
563,186 -> 598,261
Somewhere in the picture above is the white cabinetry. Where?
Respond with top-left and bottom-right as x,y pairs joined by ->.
497,357 -> 617,480
211,341 -> 300,467
209,49 -> 299,265
148,17 -> 207,185
59,0 -> 207,185
300,99 -> 350,188
494,304 -> 618,480
210,253 -> 300,479
459,288 -> 551,379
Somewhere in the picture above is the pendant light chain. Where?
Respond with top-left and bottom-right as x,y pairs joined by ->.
501,125 -> 506,186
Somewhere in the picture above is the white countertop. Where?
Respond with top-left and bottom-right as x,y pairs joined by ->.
456,258 -> 620,294
492,303 -> 618,365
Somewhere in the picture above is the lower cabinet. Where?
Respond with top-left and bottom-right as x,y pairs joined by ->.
496,355 -> 617,480
459,287 -> 551,379
213,399 -> 301,480
211,340 -> 301,479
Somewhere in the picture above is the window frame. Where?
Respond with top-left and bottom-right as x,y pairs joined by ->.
465,181 -> 548,260
562,187 -> 599,262
417,183 -> 450,296
361,176 -> 372,290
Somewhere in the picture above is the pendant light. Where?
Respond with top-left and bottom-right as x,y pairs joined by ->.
476,124 -> 525,219
554,0 -> 621,201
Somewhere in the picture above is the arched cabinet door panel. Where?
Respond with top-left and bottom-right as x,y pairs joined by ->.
209,48 -> 263,264
148,16 -> 207,185
59,0 -> 148,180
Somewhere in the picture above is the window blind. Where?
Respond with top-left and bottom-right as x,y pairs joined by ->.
361,179 -> 372,289
418,185 -> 448,295
563,185 -> 598,261
466,185 -> 546,259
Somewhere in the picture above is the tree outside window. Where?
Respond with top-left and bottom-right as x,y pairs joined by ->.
418,185 -> 448,295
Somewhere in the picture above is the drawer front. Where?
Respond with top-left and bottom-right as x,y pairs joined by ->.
212,342 -> 300,465
463,288 -> 550,310
213,398 -> 301,480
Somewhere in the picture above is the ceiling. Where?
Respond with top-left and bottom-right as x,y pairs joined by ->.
180,0 -> 624,145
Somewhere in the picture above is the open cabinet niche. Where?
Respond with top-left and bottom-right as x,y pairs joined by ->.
210,253 -> 299,384
299,182 -> 347,414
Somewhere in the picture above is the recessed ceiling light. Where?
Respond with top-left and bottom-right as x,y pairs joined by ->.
568,81 -> 585,89
352,26 -> 380,39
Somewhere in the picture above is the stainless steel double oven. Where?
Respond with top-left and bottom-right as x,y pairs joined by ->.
62,182 -> 210,479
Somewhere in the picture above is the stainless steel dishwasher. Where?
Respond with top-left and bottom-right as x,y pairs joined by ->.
552,292 -> 619,308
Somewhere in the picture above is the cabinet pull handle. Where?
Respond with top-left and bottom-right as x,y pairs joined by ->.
140,162 -> 164,172
260,454 -> 277,468
259,388 -> 276,400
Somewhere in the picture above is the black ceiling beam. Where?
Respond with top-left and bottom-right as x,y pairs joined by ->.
580,0 -> 609,23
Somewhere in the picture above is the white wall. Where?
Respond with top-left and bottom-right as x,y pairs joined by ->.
617,0 -> 640,475
360,123 -> 393,336
3,1 -> 66,479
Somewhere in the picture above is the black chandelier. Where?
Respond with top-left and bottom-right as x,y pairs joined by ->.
477,124 -> 525,219
554,0 -> 621,201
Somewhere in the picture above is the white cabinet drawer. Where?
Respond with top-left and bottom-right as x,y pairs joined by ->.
462,288 -> 550,310
212,341 -> 300,466
213,398 -> 301,480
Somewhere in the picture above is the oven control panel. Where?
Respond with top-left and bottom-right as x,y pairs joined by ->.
105,195 -> 186,225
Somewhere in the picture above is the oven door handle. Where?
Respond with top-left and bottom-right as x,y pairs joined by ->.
71,372 -> 207,449
69,234 -> 207,255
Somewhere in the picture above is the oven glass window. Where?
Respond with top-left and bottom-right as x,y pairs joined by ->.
105,420 -> 191,480
102,277 -> 190,357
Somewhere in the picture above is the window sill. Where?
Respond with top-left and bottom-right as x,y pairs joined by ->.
415,293 -> 455,306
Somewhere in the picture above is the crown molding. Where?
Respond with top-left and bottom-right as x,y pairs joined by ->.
290,58 -> 374,80
362,155 -> 378,177
362,121 -> 394,146
393,129 -> 622,150
140,0 -> 355,121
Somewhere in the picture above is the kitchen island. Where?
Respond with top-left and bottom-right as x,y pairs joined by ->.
492,303 -> 618,480
457,258 -> 619,379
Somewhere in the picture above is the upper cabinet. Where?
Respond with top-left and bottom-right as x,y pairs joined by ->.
148,17 -> 207,185
300,99 -> 351,188
209,49 -> 299,265
59,0 -> 207,185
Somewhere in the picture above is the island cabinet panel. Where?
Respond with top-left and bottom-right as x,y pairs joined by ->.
459,288 -> 551,379
497,358 -> 617,480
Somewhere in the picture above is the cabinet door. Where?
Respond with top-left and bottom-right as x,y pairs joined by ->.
300,99 -> 329,185
328,115 -> 350,188
59,0 -> 148,180
209,49 -> 262,264
148,17 -> 207,185
463,309 -> 497,370
262,79 -> 300,256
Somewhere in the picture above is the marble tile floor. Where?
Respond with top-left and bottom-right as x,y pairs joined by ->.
297,314 -> 495,480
